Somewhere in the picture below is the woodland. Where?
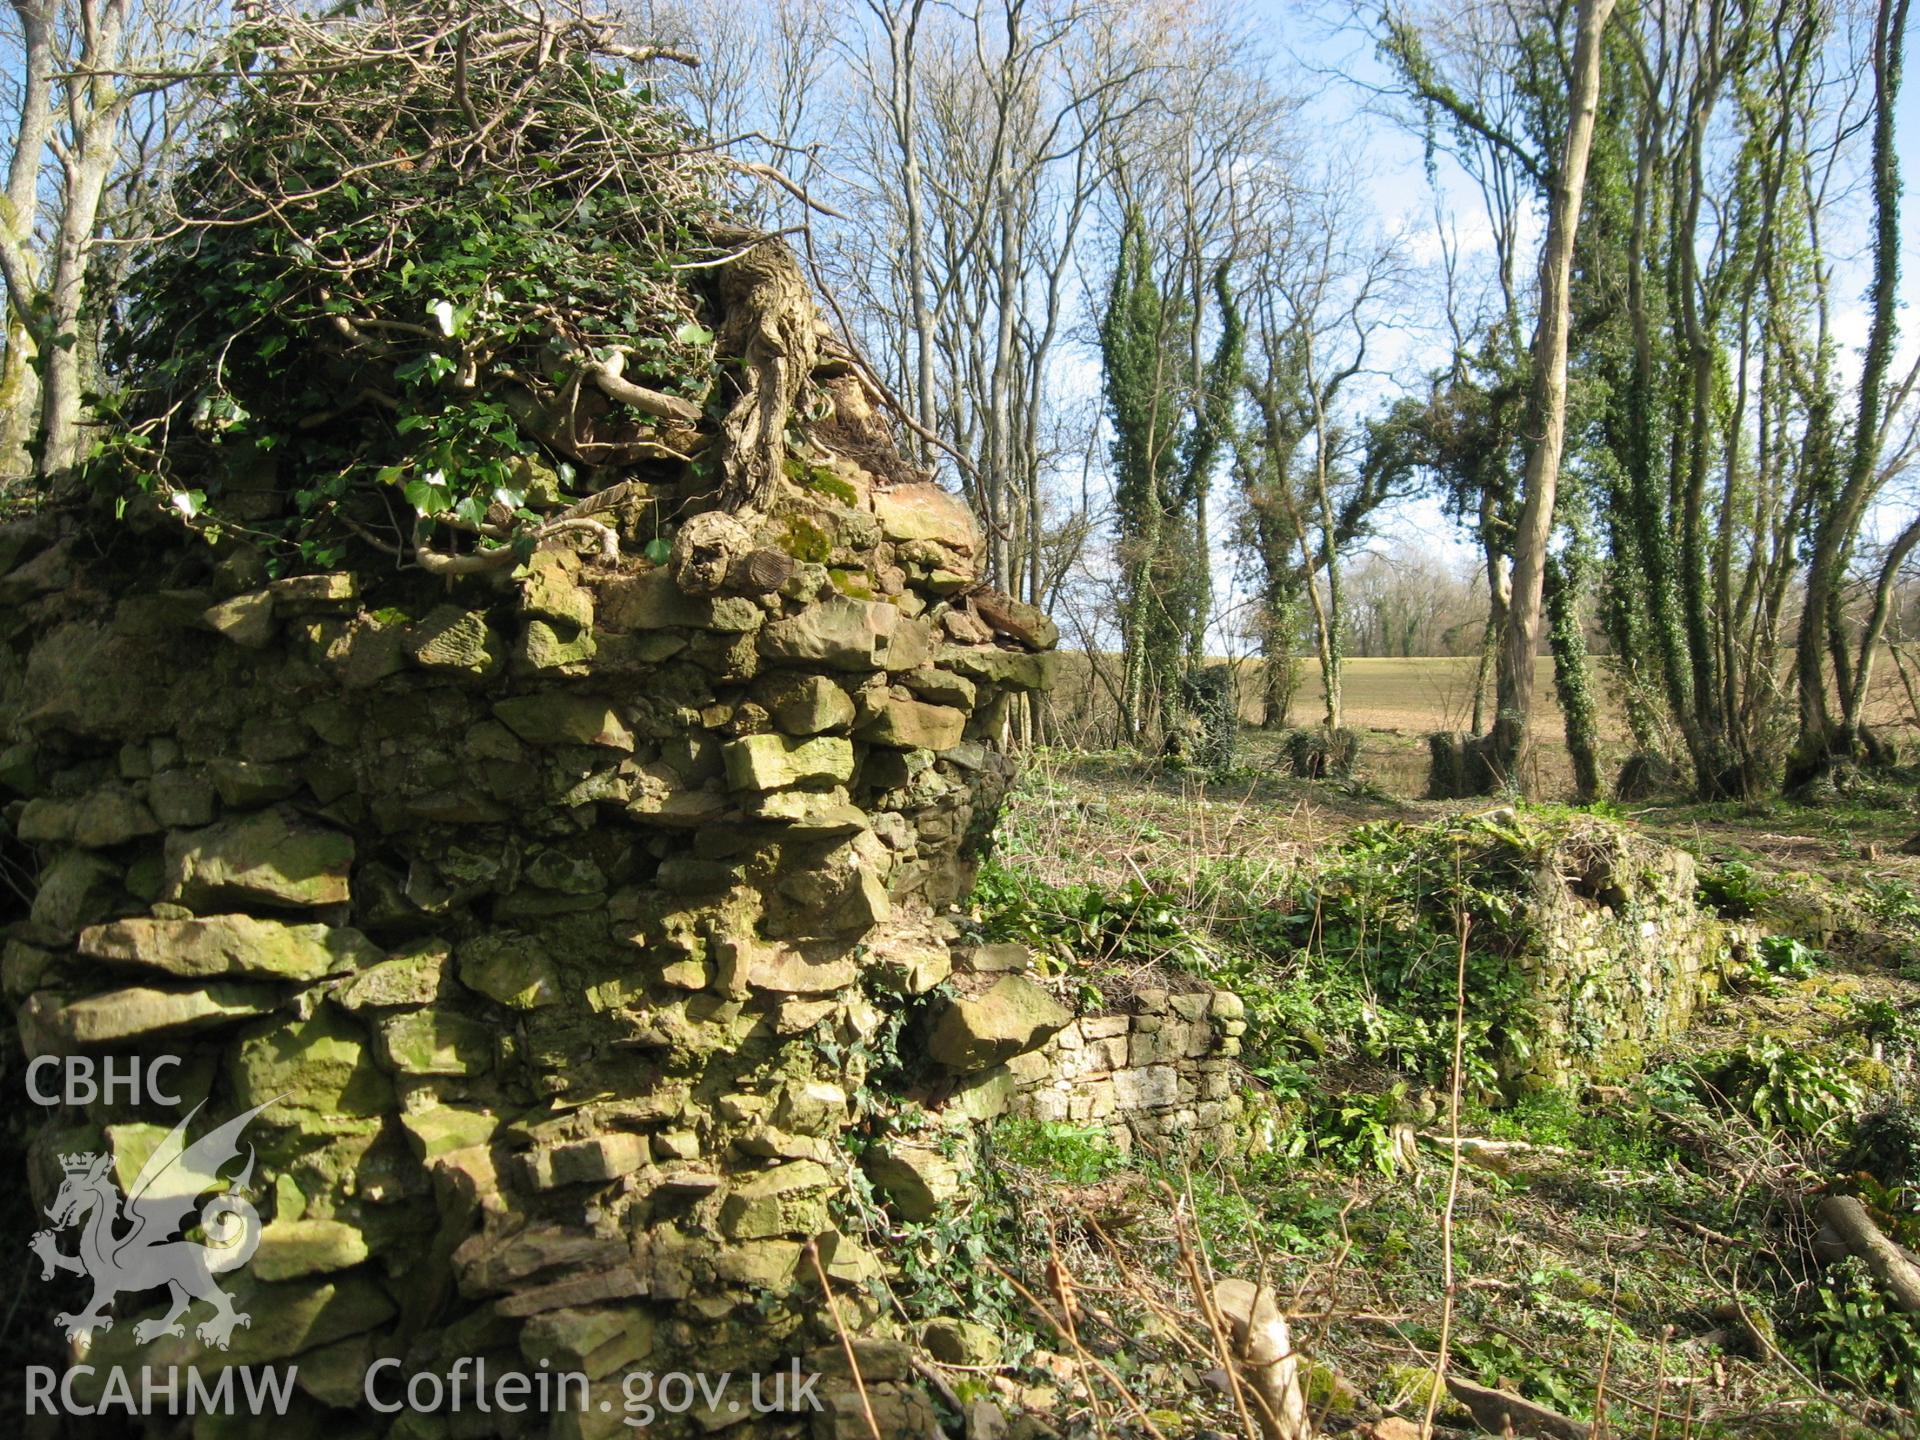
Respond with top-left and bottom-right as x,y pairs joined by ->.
1,1 -> 1919,1439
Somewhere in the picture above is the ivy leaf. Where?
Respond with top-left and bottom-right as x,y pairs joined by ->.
642,537 -> 672,565
430,298 -> 457,337
394,351 -> 455,387
674,320 -> 714,347
172,489 -> 206,519
404,477 -> 450,514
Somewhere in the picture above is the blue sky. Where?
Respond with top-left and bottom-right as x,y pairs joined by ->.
1220,0 -> 1920,584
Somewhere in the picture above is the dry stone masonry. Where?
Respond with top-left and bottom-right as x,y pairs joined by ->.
1002,981 -> 1248,1152
1496,817 -> 1748,1091
0,410 -> 1067,1435
1356,812 -> 1751,1095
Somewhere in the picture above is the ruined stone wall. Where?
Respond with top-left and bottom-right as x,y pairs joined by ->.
1485,818 -> 1743,1092
1000,978 -> 1247,1153
0,446 -> 1062,1436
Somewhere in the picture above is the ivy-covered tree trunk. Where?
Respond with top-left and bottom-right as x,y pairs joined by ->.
1471,523 -> 1510,737
1791,0 -> 1911,784
1545,548 -> 1602,803
1259,578 -> 1303,728
1101,209 -> 1170,742
1099,211 -> 1238,751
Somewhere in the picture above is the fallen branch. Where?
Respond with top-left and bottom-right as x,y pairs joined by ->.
1414,1133 -> 1570,1178
1662,1213 -> 1738,1247
1418,1134 -> 1572,1160
1816,1194 -> 1920,1313
1445,1374 -> 1592,1439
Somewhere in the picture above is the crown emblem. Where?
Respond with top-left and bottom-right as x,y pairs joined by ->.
57,1152 -> 94,1174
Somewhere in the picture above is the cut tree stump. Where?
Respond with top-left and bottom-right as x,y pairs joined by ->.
1212,1279 -> 1310,1440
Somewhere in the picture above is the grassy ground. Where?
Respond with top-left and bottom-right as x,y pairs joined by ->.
940,744 -> 1920,1439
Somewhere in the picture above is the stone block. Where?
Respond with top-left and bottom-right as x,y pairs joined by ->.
164,807 -> 353,909
148,771 -> 217,827
525,1133 -> 652,1189
857,696 -> 966,751
1111,1065 -> 1180,1110
375,1008 -> 494,1076
22,983 -> 273,1056
964,942 -> 1032,974
928,975 -> 1072,1072
519,1305 -> 654,1378
230,1007 -> 395,1116
206,757 -> 302,807
594,570 -> 763,632
872,482 -> 981,558
721,733 -> 854,791
459,931 -> 563,1010
491,695 -> 634,750
901,667 -> 977,708
759,596 -> 902,670
920,1318 -> 1001,1367
253,1219 -> 370,1281
203,591 -> 277,648
80,913 -> 379,981
862,1142 -> 963,1222
399,1105 -> 500,1161
767,674 -> 856,735
521,549 -> 596,629
718,1160 -> 833,1239
405,606 -> 505,677
269,573 -> 358,612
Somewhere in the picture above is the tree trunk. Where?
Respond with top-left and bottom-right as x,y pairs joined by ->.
1545,550 -> 1602,803
1471,507 -> 1509,735
1258,574 -> 1300,728
0,321 -> 40,482
40,0 -> 138,492
895,6 -> 936,457
0,0 -> 54,481
1485,0 -> 1617,788
1792,0 -> 1911,780
711,236 -> 820,513
41,144 -> 115,485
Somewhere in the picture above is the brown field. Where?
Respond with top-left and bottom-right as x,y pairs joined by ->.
1282,655 -> 1596,797
1045,651 -> 1920,802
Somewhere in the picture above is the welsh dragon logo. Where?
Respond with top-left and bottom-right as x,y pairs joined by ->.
29,1099 -> 275,1349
